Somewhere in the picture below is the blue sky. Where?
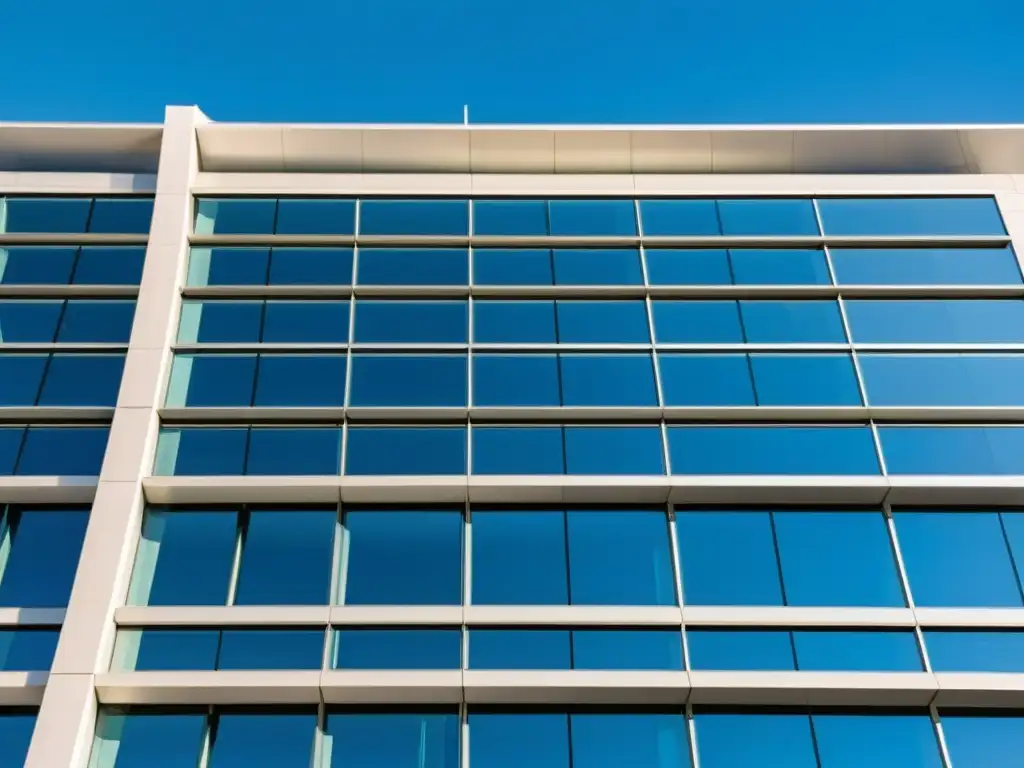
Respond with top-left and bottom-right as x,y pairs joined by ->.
5,0 -> 1022,124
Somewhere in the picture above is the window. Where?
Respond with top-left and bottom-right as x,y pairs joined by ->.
218,630 -> 326,669
36,353 -> 125,407
114,629 -> 325,670
651,301 -> 744,344
208,711 -> 319,767
262,300 -> 350,343
811,712 -> 943,768
860,354 -> 1024,407
473,356 -> 560,407
880,426 -> 1024,475
0,507 -> 89,607
359,199 -> 468,236
473,248 -> 554,285
470,630 -> 571,669
0,355 -> 47,406
469,713 -> 569,768
353,300 -> 467,343
275,198 -> 356,235
564,426 -> 665,475
245,428 -> 341,475
357,248 -> 468,285
667,426 -> 880,475
0,300 -> 62,342
74,246 -> 147,285
470,629 -> 685,671
187,247 -> 270,286
831,247 -> 1022,285
925,631 -> 1024,672
688,630 -> 796,670
792,630 -> 921,671
194,198 -> 277,234
88,198 -> 154,234
324,711 -> 460,768
473,427 -> 564,474
547,199 -> 637,236
552,249 -> 643,285
349,355 -> 467,407
845,299 -> 1024,344
333,629 -> 462,669
474,301 -> 557,343
739,300 -> 847,343
345,427 -> 467,475
177,300 -> 263,343
2,197 -> 92,232
0,715 -> 34,765
252,355 -> 347,407
556,301 -> 649,343
693,712 -> 818,767
818,196 -> 1005,236
268,247 -> 353,285
341,508 -> 463,605
16,427 -> 109,475
729,249 -> 831,285
91,711 -> 207,767
941,713 -> 1024,768
178,300 -> 352,344
560,354 -> 657,406
0,246 -> 145,285
56,300 -> 135,343
645,249 -> 732,285
474,200 -> 549,236
471,508 -> 675,605
640,199 -> 720,235
717,199 -> 819,236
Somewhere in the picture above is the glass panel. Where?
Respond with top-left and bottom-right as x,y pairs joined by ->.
645,249 -> 732,285
773,510 -> 904,607
556,300 -> 649,343
677,510 -> 783,605
651,301 -> 744,344
194,198 -> 276,235
659,354 -> 755,406
926,631 -> 1024,672
894,511 -> 1022,607
74,246 -> 146,285
0,355 -> 46,405
474,300 -> 556,343
567,509 -> 675,605
880,426 -> 1024,475
89,198 -> 153,234
818,196 -> 1006,236
261,300 -> 350,343
572,630 -> 683,669
217,630 -> 325,669
0,508 -> 88,607
831,246 -> 1022,285
349,354 -> 467,407
469,712 -> 569,768
324,711 -> 460,768
0,429 -> 22,475
359,199 -> 468,235
129,508 -> 237,606
245,428 -> 341,475
38,353 -> 126,407
552,249 -> 643,285
560,354 -> 658,407
471,509 -> 568,604
122,628 -> 220,670
693,712 -> 818,768
3,197 -> 90,232
793,630 -> 922,671
640,200 -> 720,236
571,712 -> 691,768
941,714 -> 1024,768
334,629 -> 461,669
846,299 -> 1024,343
56,300 -> 135,343
208,712 -> 317,768
0,247 -> 75,284
177,300 -> 263,344
668,425 -> 880,475
473,355 -> 560,407
17,427 -> 109,475
252,354 -> 347,407
472,427 -> 565,474
90,711 -> 206,767
473,248 -> 553,285
811,713 -> 943,768
358,248 -> 468,286
739,300 -> 847,343
234,509 -> 335,605
275,198 -> 355,235
729,249 -> 831,285
345,428 -> 467,475
548,199 -> 636,236
188,247 -> 270,286
564,426 -> 665,474
861,354 -> 1024,407
750,353 -> 862,406
0,300 -> 62,342
473,200 -> 549,236
687,630 -> 795,670
153,428 -> 249,476
342,509 -> 463,605
268,247 -> 353,285
354,300 -> 467,344
469,630 -> 571,669
717,199 -> 819,236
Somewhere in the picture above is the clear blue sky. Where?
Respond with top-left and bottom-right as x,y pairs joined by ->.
5,0 -> 1022,124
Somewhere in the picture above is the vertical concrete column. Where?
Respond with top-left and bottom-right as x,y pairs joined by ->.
23,106 -> 207,768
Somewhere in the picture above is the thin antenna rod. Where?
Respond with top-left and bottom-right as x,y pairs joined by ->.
463,105 -> 469,125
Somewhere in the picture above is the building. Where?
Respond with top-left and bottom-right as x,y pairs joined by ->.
0,106 -> 1023,765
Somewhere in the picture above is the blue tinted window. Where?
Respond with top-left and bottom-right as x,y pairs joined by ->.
693,713 -> 817,768
687,630 -> 795,670
793,630 -> 922,671
571,713 -> 691,768
645,249 -> 732,285
153,427 -> 248,476
3,197 -> 91,232
556,301 -> 649,343
750,354 -> 862,406
564,426 -> 665,474
469,630 -> 571,669
0,429 -> 22,474
894,511 -> 1022,607
38,353 -> 126,407
194,198 -> 276,234
18,427 -> 109,475
334,629 -> 461,669
811,713 -> 943,768
677,510 -> 782,605
358,248 -> 468,286
941,714 -> 1024,768
926,631 -> 1024,672
474,300 -> 556,343
668,426 -> 880,475
861,354 -> 1024,407
209,712 -> 318,768
739,300 -> 847,343
548,199 -> 636,236
651,300 -> 743,344
354,300 -> 467,343
473,248 -> 553,285
187,247 -> 270,286
234,509 -> 335,604
640,200 -> 720,235
74,246 -> 146,285
125,629 -> 220,670
268,247 -> 353,285
349,355 -> 467,407
881,426 -> 1024,475
552,249 -> 642,285
252,354 -> 347,407
846,300 -> 1024,343
659,354 -> 754,406
217,629 -> 325,669
473,355 -> 560,407
0,355 -> 46,405
472,427 -> 565,474
0,247 -> 75,284
774,510 -> 903,607
818,196 -> 1005,236
57,300 -> 135,343
342,509 -> 463,605
89,198 -> 153,234
572,629 -> 683,669
0,300 -> 62,342
245,428 -> 341,475
469,712 -> 568,768
345,428 -> 467,475
275,199 -> 355,235
177,300 -> 262,344
567,509 -> 676,605
360,199 -> 468,236
0,508 -> 89,608
130,508 -> 237,606
473,200 -> 549,236
730,249 -> 831,285
717,199 -> 819,236
90,712 -> 206,767
262,300 -> 350,343
831,247 -> 1022,286
560,354 -> 658,407
325,712 -> 459,768
471,509 -> 568,604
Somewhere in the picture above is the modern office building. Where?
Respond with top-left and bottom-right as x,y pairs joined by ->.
1,107 -> 1024,765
